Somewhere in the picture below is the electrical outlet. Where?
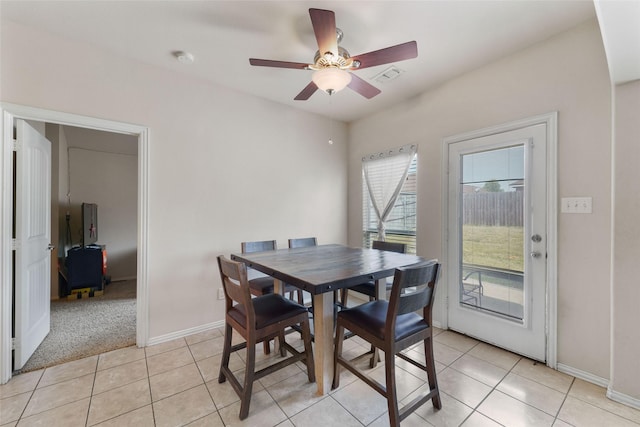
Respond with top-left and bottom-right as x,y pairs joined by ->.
561,197 -> 592,214
217,288 -> 225,300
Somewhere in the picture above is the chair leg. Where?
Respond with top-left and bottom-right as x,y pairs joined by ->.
385,351 -> 401,427
278,331 -> 287,357
424,336 -> 442,409
218,323 -> 233,383
263,340 -> 271,355
301,318 -> 316,382
340,289 -> 348,307
332,323 -> 345,389
239,337 -> 257,420
369,345 -> 380,369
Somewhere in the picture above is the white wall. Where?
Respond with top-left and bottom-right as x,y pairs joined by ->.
68,147 -> 137,280
611,79 -> 640,402
348,20 -> 612,379
1,21 -> 348,339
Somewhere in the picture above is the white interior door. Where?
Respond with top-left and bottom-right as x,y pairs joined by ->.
447,123 -> 547,361
14,119 -> 51,369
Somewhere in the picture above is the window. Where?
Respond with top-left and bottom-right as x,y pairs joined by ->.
362,145 -> 417,254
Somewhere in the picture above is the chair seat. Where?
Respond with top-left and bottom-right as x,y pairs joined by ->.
337,300 -> 429,342
228,293 -> 309,330
248,276 -> 276,294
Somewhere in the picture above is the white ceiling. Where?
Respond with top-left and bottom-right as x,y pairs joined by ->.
2,1 -> 598,122
593,0 -> 640,85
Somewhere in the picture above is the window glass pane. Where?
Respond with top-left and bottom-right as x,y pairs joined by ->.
460,145 -> 524,321
462,145 -> 524,184
362,155 -> 417,254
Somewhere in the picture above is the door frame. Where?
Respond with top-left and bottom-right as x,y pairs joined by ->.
440,112 -> 558,368
0,103 -> 150,384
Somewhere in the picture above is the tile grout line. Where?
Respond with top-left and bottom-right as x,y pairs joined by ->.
458,349 -> 521,426
553,376 -> 576,425
84,356 -> 99,426
144,345 -> 158,427
13,369 -> 44,424
186,334 -> 223,424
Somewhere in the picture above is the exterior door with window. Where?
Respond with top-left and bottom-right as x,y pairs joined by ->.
446,123 -> 548,361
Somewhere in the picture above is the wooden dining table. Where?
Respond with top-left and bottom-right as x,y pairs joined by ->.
231,244 -> 425,395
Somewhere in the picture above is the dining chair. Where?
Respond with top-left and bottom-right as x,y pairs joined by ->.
340,240 -> 407,307
241,240 -> 303,354
288,236 -> 317,249
332,260 -> 441,427
287,237 -> 318,308
217,255 -> 315,420
288,237 -> 342,338
288,237 -> 341,306
461,267 -> 483,306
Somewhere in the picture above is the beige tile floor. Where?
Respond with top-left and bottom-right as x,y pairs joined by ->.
2,327 -> 640,427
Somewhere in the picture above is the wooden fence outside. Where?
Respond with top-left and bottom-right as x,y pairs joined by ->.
463,191 -> 524,227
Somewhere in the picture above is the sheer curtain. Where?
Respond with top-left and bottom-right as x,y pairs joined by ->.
362,144 -> 417,241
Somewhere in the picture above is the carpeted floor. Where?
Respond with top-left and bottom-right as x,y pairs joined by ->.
18,279 -> 137,373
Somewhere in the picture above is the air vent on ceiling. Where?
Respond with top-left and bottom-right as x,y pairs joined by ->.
372,66 -> 405,84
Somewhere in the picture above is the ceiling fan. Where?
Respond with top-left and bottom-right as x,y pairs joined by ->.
249,8 -> 418,101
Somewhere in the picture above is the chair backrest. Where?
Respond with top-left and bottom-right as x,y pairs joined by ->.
387,260 -> 440,326
241,240 -> 277,254
288,237 -> 317,248
372,240 -> 407,254
217,255 -> 255,322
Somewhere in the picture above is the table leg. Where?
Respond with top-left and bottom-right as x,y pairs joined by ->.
272,279 -> 285,354
375,278 -> 385,301
312,291 -> 334,395
273,278 -> 284,295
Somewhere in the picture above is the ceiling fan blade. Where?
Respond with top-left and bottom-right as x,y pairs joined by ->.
249,58 -> 309,70
350,41 -> 418,70
347,74 -> 381,99
294,81 -> 319,100
309,8 -> 338,56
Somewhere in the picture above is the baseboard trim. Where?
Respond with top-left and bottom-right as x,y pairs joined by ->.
607,387 -> 640,410
557,363 -> 609,388
146,321 -> 225,347
111,276 -> 137,282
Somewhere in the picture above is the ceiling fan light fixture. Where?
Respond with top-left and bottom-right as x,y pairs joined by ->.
312,68 -> 352,93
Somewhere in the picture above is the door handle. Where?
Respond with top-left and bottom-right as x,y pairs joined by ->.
47,244 -> 55,251
530,251 -> 541,258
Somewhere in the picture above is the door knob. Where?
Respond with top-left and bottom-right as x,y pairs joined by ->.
530,251 -> 541,258
531,234 -> 542,243
47,244 -> 55,251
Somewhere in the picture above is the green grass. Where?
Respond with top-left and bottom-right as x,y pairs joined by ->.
462,225 -> 524,272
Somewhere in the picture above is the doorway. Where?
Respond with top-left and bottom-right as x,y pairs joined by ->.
442,113 -> 557,365
1,104 -> 150,384
22,123 -> 138,372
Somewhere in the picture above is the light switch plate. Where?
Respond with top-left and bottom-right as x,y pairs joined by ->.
561,197 -> 592,214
